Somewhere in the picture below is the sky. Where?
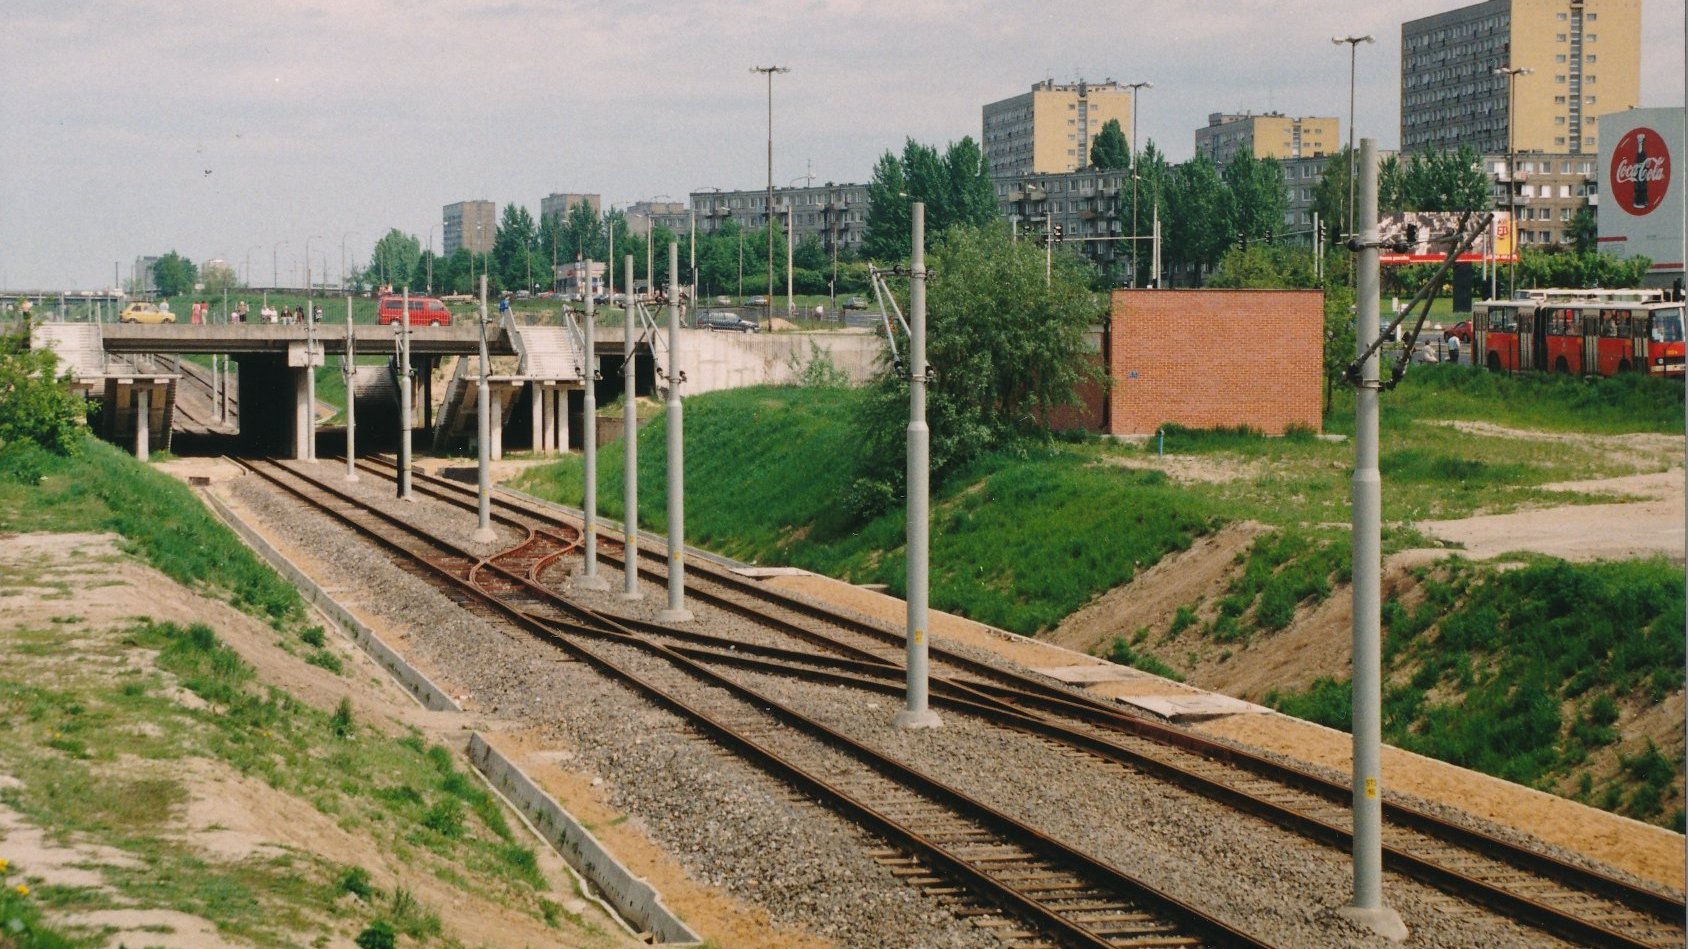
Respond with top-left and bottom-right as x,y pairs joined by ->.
3,0 -> 1682,290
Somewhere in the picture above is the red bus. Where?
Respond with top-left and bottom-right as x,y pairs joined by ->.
1473,289 -> 1684,377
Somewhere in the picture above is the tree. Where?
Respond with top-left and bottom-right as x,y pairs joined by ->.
1090,118 -> 1130,171
493,204 -> 539,293
864,151 -> 910,261
1162,157 -> 1230,284
152,251 -> 197,297
1400,145 -> 1490,212
0,329 -> 88,456
1124,140 -> 1169,285
943,136 -> 999,231
367,230 -> 421,290
201,260 -> 239,295
844,223 -> 1105,518
1224,152 -> 1289,246
1566,208 -> 1598,255
1517,249 -> 1651,289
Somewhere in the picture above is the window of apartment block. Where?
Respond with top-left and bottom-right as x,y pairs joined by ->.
1555,95 -> 1567,103
1584,137 -> 1594,146
1555,32 -> 1567,41
1586,96 -> 1597,104
1587,75 -> 1596,83
1586,11 -> 1597,19
1587,33 -> 1597,41
1556,54 -> 1567,62
1556,11 -> 1567,18
1586,54 -> 1597,62
1555,74 -> 1567,83
1555,116 -> 1567,125
1555,136 -> 1567,145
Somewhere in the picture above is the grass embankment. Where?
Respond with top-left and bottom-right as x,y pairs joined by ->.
515,367 -> 1685,826
0,436 -> 614,943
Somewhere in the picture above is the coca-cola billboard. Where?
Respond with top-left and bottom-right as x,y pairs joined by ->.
1609,126 -> 1670,217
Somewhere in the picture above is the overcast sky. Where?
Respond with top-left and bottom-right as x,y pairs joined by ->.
3,0 -> 1682,289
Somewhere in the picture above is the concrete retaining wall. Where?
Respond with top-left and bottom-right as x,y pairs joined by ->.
677,329 -> 883,396
468,733 -> 701,945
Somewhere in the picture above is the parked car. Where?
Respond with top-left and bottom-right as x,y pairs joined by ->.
747,295 -> 770,307
715,295 -> 733,305
842,295 -> 869,310
120,302 -> 175,324
376,294 -> 453,326
696,310 -> 759,333
1443,320 -> 1473,344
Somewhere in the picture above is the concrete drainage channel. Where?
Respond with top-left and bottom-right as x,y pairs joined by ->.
200,485 -> 704,946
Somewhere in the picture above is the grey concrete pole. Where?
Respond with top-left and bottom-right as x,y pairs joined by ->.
659,242 -> 692,623
785,204 -> 794,320
134,386 -> 150,461
305,294 -> 317,462
473,275 -> 496,544
621,254 -> 641,600
1338,138 -> 1406,942
398,287 -> 414,501
895,203 -> 940,731
344,296 -> 358,482
579,259 -> 608,590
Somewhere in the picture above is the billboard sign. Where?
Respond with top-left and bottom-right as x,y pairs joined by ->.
1378,212 -> 1510,265
1598,107 -> 1685,286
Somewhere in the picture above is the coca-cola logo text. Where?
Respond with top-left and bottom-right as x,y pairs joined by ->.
1609,126 -> 1671,217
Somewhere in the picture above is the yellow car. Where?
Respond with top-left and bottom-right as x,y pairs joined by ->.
120,302 -> 176,324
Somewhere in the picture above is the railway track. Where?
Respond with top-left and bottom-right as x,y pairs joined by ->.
237,456 -> 1272,949
338,453 -> 1688,948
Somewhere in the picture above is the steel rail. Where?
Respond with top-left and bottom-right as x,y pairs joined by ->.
239,457 -> 1271,948
343,453 -> 1688,944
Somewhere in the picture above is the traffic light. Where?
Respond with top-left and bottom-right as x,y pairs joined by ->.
1053,223 -> 1064,243
1316,221 -> 1325,246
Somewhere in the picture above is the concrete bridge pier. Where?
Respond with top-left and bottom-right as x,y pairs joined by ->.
235,355 -> 295,456
134,387 -> 150,461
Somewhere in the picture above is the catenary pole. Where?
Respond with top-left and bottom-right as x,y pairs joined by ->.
398,287 -> 413,501
895,203 -> 940,730
579,259 -> 608,590
659,242 -> 692,622
472,275 -> 495,544
1340,137 -> 1407,942
344,296 -> 358,482
621,254 -> 641,600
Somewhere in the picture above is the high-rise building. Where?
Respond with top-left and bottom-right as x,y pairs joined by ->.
691,183 -> 869,256
623,200 -> 689,238
442,200 -> 497,257
539,193 -> 602,226
982,80 -> 1134,178
1194,113 -> 1340,166
1400,0 -> 1640,157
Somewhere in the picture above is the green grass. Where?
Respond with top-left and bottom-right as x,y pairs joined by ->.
0,437 -> 304,626
0,618 -> 589,944
1268,557 -> 1684,821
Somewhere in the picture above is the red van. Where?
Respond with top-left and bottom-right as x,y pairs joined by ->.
377,295 -> 453,326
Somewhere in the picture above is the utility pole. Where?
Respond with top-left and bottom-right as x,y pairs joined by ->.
785,203 -> 795,320
620,254 -> 641,601
1126,81 -> 1152,288
1332,35 -> 1374,246
1045,209 -> 1054,286
344,296 -> 358,482
578,258 -> 608,590
751,65 -> 790,326
659,242 -> 692,623
472,275 -> 496,544
1496,65 -> 1532,299
895,202 -> 940,731
1340,137 -> 1407,943
397,287 -> 413,501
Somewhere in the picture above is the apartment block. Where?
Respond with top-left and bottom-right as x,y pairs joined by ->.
994,169 -> 1132,268
1486,151 -> 1600,246
539,192 -> 602,225
1401,0 -> 1640,157
623,200 -> 689,238
442,200 -> 497,257
982,80 -> 1135,178
1195,112 -> 1340,166
691,183 -> 870,254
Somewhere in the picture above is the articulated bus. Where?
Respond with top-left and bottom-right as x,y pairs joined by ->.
1473,289 -> 1685,377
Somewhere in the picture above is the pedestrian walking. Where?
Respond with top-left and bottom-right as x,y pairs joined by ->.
1447,334 -> 1461,365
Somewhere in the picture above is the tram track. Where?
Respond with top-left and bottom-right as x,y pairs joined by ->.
337,453 -> 1688,949
236,456 -> 1272,949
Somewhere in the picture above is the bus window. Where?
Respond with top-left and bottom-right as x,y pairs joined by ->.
1551,308 -> 1577,335
1651,308 -> 1684,344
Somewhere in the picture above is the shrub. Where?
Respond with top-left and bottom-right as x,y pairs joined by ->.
354,921 -> 395,949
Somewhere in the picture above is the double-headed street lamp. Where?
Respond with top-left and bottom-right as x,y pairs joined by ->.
751,65 -> 790,325
1125,81 -> 1152,287
1495,64 -> 1533,298
1332,35 -> 1375,245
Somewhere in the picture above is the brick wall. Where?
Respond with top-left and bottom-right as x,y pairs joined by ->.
1106,289 -> 1323,436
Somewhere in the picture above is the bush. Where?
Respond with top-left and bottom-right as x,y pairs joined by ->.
354,921 -> 395,949
0,329 -> 89,456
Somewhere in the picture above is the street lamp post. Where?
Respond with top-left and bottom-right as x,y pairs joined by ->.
272,240 -> 288,288
751,65 -> 790,325
1126,81 -> 1152,288
1332,35 -> 1375,246
1495,65 -> 1533,298
245,246 -> 262,288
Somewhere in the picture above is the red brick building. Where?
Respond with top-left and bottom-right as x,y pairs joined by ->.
1053,288 -> 1325,436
